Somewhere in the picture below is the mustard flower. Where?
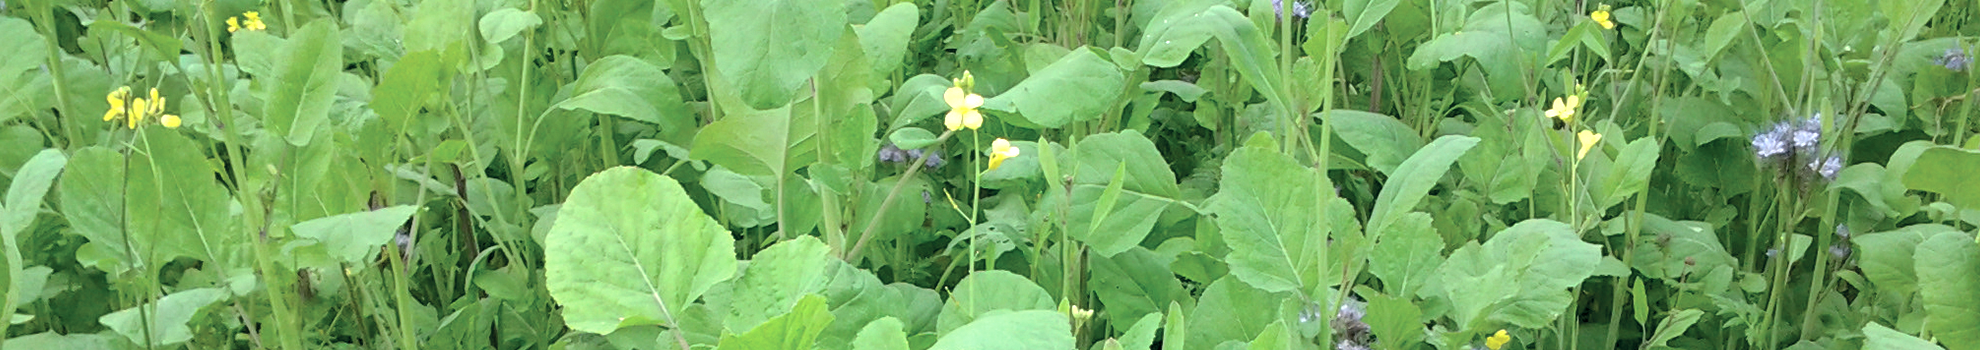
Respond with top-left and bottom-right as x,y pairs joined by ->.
1545,95 -> 1579,123
103,86 -> 180,129
944,86 -> 984,131
987,138 -> 1019,171
1576,130 -> 1602,160
1486,329 -> 1511,350
1591,6 -> 1615,30
228,11 -> 267,33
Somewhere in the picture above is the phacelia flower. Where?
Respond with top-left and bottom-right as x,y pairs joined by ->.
944,72 -> 984,131
1935,48 -> 1970,71
1331,298 -> 1372,349
923,150 -> 946,169
987,138 -> 1020,171
103,86 -> 180,129
1271,0 -> 1313,20
1808,155 -> 1843,180
1545,95 -> 1579,123
877,143 -> 907,163
1576,130 -> 1602,160
1591,6 -> 1615,29
1486,330 -> 1511,350
228,11 -> 267,33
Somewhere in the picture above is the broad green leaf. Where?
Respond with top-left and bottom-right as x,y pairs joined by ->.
1342,0 -> 1401,41
1209,142 -> 1329,293
262,20 -> 342,146
557,55 -> 694,135
1915,230 -> 1980,350
1069,131 -> 1180,257
1246,321 -> 1290,350
1903,146 -> 1980,208
1091,247 -> 1186,328
1434,219 -> 1599,328
127,128 -> 240,268
1205,6 -> 1286,111
1324,110 -> 1423,175
1856,224 -> 1953,297
0,18 -> 50,124
478,8 -> 543,44
1368,212 -> 1441,296
703,0 -> 845,109
1590,137 -> 1659,210
87,20 -> 182,63
1367,135 -> 1479,241
935,270 -> 1053,335
404,0 -> 472,67
56,148 -> 126,273
1880,0 -> 1945,43
851,317 -> 909,350
692,106 -> 795,178
371,50 -> 447,132
1863,322 -> 1945,350
1628,214 -> 1737,280
886,127 -> 939,150
716,294 -> 834,350
980,47 -> 1126,128
2,149 -> 62,239
1402,3 -> 1544,100
98,288 -> 228,347
1458,107 -> 1545,204
928,310 -> 1073,350
1140,80 -> 1208,101
855,3 -> 919,76
545,167 -> 738,334
1185,277 -> 1288,350
1702,11 -> 1747,61
1365,293 -> 1425,349
1137,0 -> 1225,67
288,206 -> 417,265
1119,313 -> 1162,350
726,236 -> 835,333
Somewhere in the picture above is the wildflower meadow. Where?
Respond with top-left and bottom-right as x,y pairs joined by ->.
0,0 -> 1975,349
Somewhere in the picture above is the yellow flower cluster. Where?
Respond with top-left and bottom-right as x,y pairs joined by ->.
1486,329 -> 1511,350
944,71 -> 984,131
228,11 -> 267,33
103,86 -> 181,129
1545,93 -> 1601,161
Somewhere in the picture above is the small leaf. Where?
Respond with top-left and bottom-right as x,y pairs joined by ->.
1342,0 -> 1402,41
886,127 -> 939,150
1323,110 -> 1424,175
556,55 -> 693,134
1367,135 -> 1479,240
981,47 -> 1126,128
478,8 -> 543,44
289,206 -> 418,265
99,288 -> 229,347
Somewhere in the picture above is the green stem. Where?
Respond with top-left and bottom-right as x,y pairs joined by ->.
844,130 -> 957,262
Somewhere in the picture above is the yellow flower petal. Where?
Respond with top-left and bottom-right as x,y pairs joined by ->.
1577,130 -> 1603,160
945,110 -> 964,131
945,87 -> 967,108
161,114 -> 182,128
1546,97 -> 1576,122
245,11 -> 266,31
987,139 -> 1019,171
148,88 -> 165,115
1565,95 -> 1580,109
962,109 -> 982,130
227,17 -> 240,33
1592,10 -> 1615,29
1486,329 -> 1511,350
963,92 -> 983,109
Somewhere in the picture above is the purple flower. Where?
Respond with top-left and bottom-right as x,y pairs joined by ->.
1752,129 -> 1788,158
1271,0 -> 1312,20
1808,156 -> 1843,180
1835,224 -> 1851,240
924,151 -> 946,169
1829,244 -> 1851,260
1935,48 -> 1970,71
878,144 -> 907,163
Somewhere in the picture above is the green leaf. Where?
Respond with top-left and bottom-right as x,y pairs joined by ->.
703,0 -> 845,109
289,206 -> 417,265
545,167 -> 738,335
557,55 -> 694,135
1069,131 -> 1181,257
1091,247 -> 1186,328
1367,135 -> 1479,240
98,288 -> 228,347
371,50 -> 448,132
1368,212 -> 1441,297
716,294 -> 834,350
478,8 -> 543,44
404,0 -> 472,68
726,236 -> 835,333
1165,301 -> 1188,350
1879,0 -> 1945,43
1324,110 -> 1424,175
935,270 -> 1053,335
1185,277 -> 1288,350
1903,146 -> 1980,208
127,128 -> 239,268
1915,230 -> 1980,350
1434,219 -> 1599,328
1403,3 -> 1544,100
1364,293 -> 1425,349
886,127 -> 939,150
1209,143 -> 1330,293
1342,0 -> 1401,41
855,3 -> 919,76
851,317 -> 909,350
928,310 -> 1073,350
1628,214 -> 1737,280
1863,322 -> 1945,350
1137,0 -> 1225,67
1701,11 -> 1747,61
0,18 -> 50,124
692,106 -> 797,178
1119,313 -> 1162,350
56,147 -> 126,273
2,149 -> 63,240
1855,224 -> 1954,297
1590,137 -> 1659,210
1646,309 -> 1704,348
88,21 -> 183,63
262,20 -> 343,146
980,47 -> 1126,128
1205,6 -> 1286,111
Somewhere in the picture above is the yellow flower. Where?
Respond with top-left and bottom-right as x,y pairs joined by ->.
227,17 -> 239,33
987,138 -> 1020,171
944,86 -> 984,131
1545,96 -> 1579,123
147,88 -> 165,116
1486,329 -> 1510,350
161,114 -> 182,128
229,11 -> 267,33
1592,9 -> 1614,29
127,96 -> 149,129
1577,130 -> 1603,160
104,86 -> 130,122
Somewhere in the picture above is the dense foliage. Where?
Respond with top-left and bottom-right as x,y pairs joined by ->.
0,0 -> 1975,349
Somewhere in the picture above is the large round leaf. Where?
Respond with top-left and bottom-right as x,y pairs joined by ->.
703,0 -> 845,109
546,167 -> 738,334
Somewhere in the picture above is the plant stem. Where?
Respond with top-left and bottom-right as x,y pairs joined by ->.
844,130 -> 957,262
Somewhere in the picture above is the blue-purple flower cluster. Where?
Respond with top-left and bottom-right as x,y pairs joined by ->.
1935,48 -> 1970,72
1751,114 -> 1841,181
1271,0 -> 1313,20
878,143 -> 945,169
